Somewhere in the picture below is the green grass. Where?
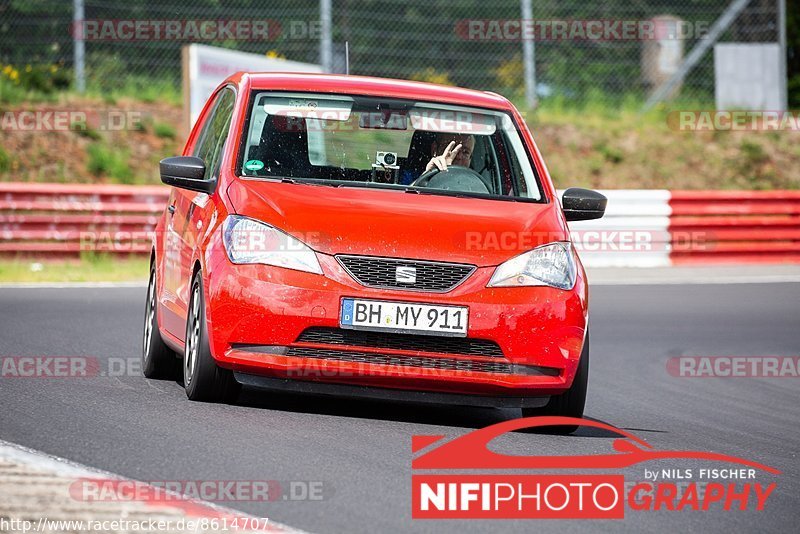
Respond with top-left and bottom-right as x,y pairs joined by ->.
0,146 -> 11,172
516,92 -> 712,129
86,143 -> 133,183
86,76 -> 182,107
0,77 -> 61,105
0,71 -> 181,107
72,122 -> 102,141
153,121 -> 177,139
0,256 -> 149,283
0,78 -> 28,105
511,93 -> 800,191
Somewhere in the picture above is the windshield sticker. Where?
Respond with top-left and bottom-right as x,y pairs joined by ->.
263,96 -> 353,121
244,159 -> 265,171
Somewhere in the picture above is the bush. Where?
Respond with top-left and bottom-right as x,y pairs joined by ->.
409,67 -> 453,86
86,143 -> 133,183
494,54 -> 525,98
0,62 -> 70,104
0,63 -> 70,93
153,121 -> 176,139
73,123 -> 102,141
0,146 -> 11,173
85,54 -> 181,105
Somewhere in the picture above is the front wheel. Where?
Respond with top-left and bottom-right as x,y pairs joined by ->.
183,272 -> 240,402
142,264 -> 175,379
521,333 -> 589,434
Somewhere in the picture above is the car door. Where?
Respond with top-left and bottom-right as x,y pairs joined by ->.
176,88 -> 236,331
162,88 -> 235,339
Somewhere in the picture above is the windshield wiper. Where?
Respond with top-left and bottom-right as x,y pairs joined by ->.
265,177 -> 529,202
334,181 -> 403,191
405,187 -> 524,202
275,176 -> 336,186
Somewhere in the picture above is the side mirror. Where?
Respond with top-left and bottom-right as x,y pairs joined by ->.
159,156 -> 215,194
562,188 -> 607,221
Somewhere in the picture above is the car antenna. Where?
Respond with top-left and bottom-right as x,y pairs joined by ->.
345,41 -> 350,75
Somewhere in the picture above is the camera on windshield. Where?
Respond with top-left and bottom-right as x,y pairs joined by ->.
371,151 -> 400,184
375,151 -> 398,168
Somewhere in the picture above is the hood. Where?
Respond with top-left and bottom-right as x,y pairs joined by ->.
226,179 -> 567,267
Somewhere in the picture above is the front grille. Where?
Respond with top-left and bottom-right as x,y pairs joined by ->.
297,327 -> 504,357
285,347 -> 557,375
336,255 -> 475,292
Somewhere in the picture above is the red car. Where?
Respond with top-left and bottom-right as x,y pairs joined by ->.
142,72 -> 606,421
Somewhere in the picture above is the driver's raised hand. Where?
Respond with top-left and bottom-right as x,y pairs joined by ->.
425,141 -> 462,172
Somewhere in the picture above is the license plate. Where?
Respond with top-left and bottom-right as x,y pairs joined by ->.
340,298 -> 468,337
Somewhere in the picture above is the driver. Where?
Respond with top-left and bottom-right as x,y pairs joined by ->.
425,133 -> 475,172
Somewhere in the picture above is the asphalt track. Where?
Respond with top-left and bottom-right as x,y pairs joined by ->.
0,281 -> 798,533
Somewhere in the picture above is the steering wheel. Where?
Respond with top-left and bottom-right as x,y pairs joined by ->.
410,165 -> 490,194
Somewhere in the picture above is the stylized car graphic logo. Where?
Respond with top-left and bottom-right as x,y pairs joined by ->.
411,416 -> 781,473
396,266 -> 417,284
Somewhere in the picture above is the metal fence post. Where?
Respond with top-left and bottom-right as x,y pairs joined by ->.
73,0 -> 85,93
643,0 -> 751,111
778,0 -> 788,110
320,0 -> 332,73
8,0 -> 781,107
521,0 -> 537,109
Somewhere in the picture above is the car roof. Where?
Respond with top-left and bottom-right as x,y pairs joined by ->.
228,72 -> 515,111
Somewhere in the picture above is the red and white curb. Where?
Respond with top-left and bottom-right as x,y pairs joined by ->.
0,439 -> 309,534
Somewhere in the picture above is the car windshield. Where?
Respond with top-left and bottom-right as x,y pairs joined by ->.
238,91 -> 542,201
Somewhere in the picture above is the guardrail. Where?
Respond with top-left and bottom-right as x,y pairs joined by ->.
566,189 -> 800,266
0,183 -> 168,254
564,190 -> 672,268
1,183 -> 798,265
669,191 -> 800,264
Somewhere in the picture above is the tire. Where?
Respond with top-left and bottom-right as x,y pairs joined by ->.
521,333 -> 589,434
142,264 -> 175,379
183,271 -> 240,402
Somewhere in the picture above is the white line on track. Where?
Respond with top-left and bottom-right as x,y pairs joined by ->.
591,275 -> 800,285
0,281 -> 147,289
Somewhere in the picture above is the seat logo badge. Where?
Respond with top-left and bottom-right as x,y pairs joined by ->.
396,266 -> 417,284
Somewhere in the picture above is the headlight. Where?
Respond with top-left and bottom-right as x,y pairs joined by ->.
222,215 -> 323,275
487,242 -> 576,290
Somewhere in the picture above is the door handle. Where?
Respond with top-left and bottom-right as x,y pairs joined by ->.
168,204 -> 176,215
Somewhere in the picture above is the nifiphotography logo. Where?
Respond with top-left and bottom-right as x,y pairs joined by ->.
411,416 -> 780,519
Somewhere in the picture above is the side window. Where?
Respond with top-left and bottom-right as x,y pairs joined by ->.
192,88 -> 236,180
192,94 -> 222,161
204,90 -> 235,180
508,134 -> 527,196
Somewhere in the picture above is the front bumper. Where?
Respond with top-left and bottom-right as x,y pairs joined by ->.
205,252 -> 588,400
234,373 -> 551,408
